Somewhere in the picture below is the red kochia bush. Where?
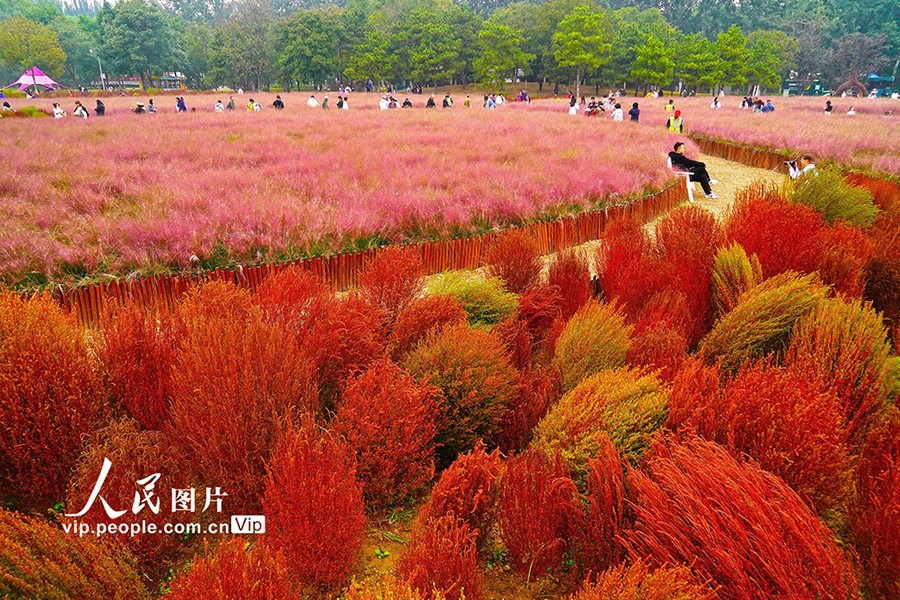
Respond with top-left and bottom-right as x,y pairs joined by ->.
784,297 -> 892,441
167,538 -> 301,600
167,302 -> 315,514
724,188 -> 824,278
667,359 -> 852,516
548,248 -> 592,320
494,315 -> 534,372
0,508 -> 149,599
569,559 -> 716,600
0,290 -> 106,508
800,222 -> 874,298
333,358 -> 441,511
397,516 -> 483,600
625,437 -> 859,600
655,205 -> 720,345
415,440 -> 503,547
263,420 -> 366,588
483,229 -> 543,294
66,420 -> 187,570
302,293 -> 386,408
403,323 -> 517,464
626,290 -> 691,380
516,283 -> 563,351
256,266 -> 330,335
178,279 -> 258,327
359,246 -> 426,324
579,434 -> 630,575
850,406 -> 900,600
595,216 -> 671,318
388,294 -> 468,361
498,366 -> 560,453
498,450 -> 583,582
97,301 -> 182,430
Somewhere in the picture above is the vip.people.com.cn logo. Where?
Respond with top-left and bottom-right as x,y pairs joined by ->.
62,457 -> 264,537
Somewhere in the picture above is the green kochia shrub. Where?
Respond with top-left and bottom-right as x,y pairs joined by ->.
711,242 -> 763,318
532,367 -> 668,485
700,271 -> 828,372
552,300 -> 633,392
789,166 -> 880,228
427,271 -> 518,327
404,323 -> 517,466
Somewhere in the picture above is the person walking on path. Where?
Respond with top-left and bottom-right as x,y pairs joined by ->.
666,109 -> 684,133
669,141 -> 718,198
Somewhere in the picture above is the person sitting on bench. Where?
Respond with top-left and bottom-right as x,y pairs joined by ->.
668,142 -> 718,199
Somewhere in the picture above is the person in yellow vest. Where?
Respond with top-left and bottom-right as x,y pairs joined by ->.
665,99 -> 675,112
666,109 -> 684,133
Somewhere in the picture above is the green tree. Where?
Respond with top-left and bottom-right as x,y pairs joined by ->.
599,7 -> 675,92
180,21 -> 210,89
675,32 -> 723,93
208,0 -> 275,91
716,24 -> 748,89
278,8 -> 341,88
630,34 -> 673,93
552,5 -> 612,98
746,29 -> 797,92
344,24 -> 393,83
100,0 -> 181,89
474,21 -> 534,90
47,15 -> 96,85
393,1 -> 460,89
0,17 -> 66,85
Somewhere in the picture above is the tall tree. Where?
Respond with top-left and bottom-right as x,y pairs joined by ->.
675,32 -> 723,93
208,0 -> 275,90
552,4 -> 612,98
48,15 -> 98,85
100,0 -> 181,88
0,17 -> 66,83
179,21 -> 210,88
746,29 -> 797,92
278,8 -> 341,88
630,33 -> 673,94
716,24 -> 748,89
392,0 -> 460,89
474,21 -> 534,90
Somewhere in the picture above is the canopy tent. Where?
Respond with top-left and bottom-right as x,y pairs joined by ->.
4,67 -> 62,91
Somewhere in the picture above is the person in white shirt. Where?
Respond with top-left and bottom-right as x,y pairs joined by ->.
847,106 -> 856,115
379,95 -> 389,110
307,95 -> 319,107
788,155 -> 816,179
53,103 -> 66,118
215,100 -> 225,112
342,96 -> 349,110
611,103 -> 623,121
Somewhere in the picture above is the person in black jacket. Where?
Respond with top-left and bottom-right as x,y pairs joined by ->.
95,99 -> 105,116
272,95 -> 284,109
669,142 -> 718,198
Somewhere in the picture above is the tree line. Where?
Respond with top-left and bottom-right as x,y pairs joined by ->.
0,0 -> 895,95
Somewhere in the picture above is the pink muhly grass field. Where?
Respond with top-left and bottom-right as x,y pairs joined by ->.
665,95 -> 900,176
0,92 -> 674,286
520,94 -> 900,176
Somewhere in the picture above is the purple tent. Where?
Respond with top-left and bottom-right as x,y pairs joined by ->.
5,66 -> 60,91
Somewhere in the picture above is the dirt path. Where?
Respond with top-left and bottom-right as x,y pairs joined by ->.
680,152 -> 784,219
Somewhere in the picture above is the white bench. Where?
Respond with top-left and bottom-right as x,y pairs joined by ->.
667,156 -> 695,202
